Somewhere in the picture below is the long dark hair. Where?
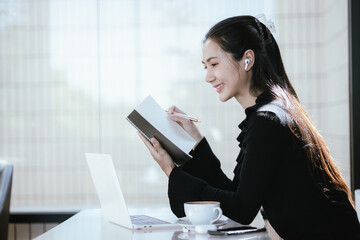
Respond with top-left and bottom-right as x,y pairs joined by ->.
204,15 -> 354,207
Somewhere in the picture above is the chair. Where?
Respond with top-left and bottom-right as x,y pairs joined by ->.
0,161 -> 13,240
356,189 -> 360,222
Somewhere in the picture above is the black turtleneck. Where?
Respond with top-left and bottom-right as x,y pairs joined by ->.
168,92 -> 360,239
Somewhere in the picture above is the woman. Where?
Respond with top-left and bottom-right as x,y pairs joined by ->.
138,15 -> 360,239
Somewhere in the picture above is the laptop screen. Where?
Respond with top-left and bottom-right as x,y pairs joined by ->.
85,153 -> 132,228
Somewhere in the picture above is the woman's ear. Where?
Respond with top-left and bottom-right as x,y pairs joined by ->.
242,50 -> 255,71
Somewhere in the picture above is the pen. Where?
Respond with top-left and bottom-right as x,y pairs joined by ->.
165,110 -> 201,123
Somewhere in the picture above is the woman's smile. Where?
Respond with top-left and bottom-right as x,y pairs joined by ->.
214,83 -> 225,92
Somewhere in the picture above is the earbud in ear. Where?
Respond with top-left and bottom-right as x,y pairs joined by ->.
244,58 -> 250,70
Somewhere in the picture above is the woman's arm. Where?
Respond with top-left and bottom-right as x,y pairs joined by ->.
181,137 -> 235,190
168,114 -> 286,224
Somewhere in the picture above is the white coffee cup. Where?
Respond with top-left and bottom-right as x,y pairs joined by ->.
184,201 -> 223,225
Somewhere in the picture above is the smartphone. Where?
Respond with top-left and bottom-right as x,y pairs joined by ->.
208,226 -> 266,236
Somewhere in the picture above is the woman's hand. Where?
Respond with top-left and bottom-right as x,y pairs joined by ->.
167,105 -> 204,145
137,131 -> 174,177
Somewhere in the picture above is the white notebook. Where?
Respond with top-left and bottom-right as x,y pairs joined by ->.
126,95 -> 196,166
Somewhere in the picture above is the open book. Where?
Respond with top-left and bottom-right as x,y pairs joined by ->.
126,95 -> 197,166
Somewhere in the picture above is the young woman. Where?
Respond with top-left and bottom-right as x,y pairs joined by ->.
138,15 -> 360,239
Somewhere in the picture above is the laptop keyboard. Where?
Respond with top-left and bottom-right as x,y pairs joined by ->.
130,215 -> 170,225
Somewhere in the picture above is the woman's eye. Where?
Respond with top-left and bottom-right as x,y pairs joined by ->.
203,63 -> 217,69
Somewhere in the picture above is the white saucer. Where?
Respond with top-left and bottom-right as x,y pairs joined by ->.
177,218 -> 227,228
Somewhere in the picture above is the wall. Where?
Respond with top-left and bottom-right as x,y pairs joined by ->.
276,0 -> 350,185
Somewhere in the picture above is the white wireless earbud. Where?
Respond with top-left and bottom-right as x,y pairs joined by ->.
244,58 -> 250,70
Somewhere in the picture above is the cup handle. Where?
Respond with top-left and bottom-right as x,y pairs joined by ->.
210,207 -> 222,224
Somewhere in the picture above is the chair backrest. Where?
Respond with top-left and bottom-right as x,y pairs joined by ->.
356,189 -> 360,222
0,161 -> 13,240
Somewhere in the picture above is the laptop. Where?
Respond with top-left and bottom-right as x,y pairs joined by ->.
85,153 -> 180,230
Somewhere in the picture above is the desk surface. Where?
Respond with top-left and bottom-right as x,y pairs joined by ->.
34,208 -> 271,240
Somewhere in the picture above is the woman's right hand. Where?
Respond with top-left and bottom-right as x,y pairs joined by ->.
167,105 -> 203,145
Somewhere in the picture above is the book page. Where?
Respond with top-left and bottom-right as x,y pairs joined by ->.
135,95 -> 196,153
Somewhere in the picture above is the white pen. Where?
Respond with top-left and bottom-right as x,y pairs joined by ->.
165,110 -> 201,123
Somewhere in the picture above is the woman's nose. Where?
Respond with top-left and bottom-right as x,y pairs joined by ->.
205,69 -> 215,83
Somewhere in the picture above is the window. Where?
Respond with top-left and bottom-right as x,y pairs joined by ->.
1,0 -> 349,209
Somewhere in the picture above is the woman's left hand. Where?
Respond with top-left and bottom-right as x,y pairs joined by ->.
137,131 -> 175,177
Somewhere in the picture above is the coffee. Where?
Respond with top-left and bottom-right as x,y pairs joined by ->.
186,202 -> 217,204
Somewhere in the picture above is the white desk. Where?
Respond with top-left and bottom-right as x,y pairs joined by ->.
34,208 -> 271,240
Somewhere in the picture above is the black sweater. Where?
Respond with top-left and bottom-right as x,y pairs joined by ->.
168,92 -> 360,239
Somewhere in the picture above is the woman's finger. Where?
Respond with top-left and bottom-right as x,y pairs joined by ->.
137,132 -> 158,157
137,131 -> 153,149
168,114 -> 192,126
168,105 -> 186,114
151,138 -> 167,157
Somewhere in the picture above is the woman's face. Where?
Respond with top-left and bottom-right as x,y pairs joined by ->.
202,39 -> 250,102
